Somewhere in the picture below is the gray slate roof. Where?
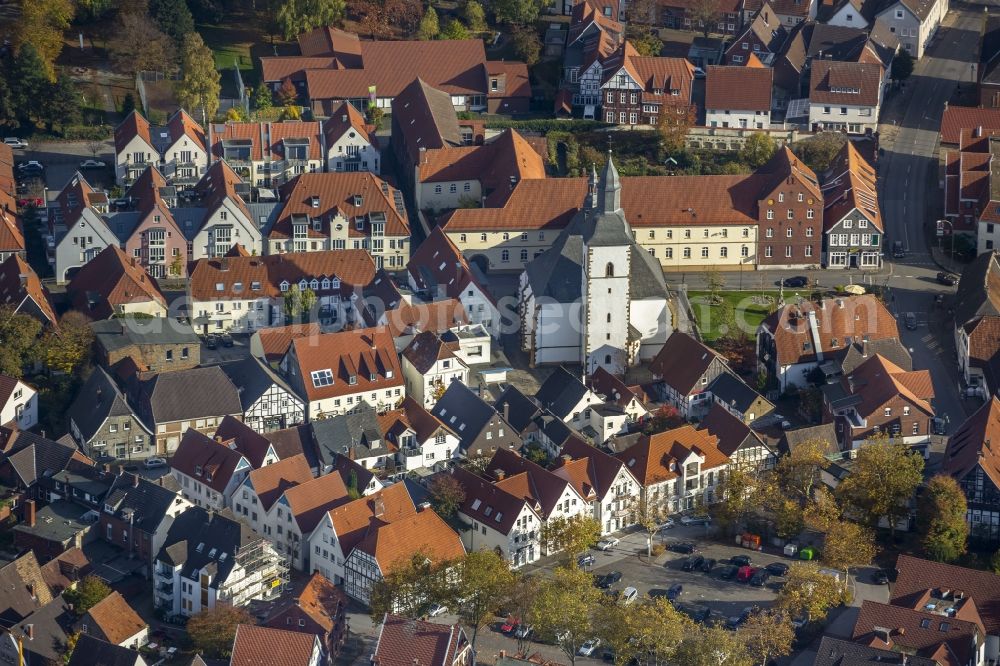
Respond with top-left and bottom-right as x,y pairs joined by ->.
92,317 -> 200,353
493,385 -> 541,434
778,422 -> 840,455
839,338 -> 912,375
812,636 -> 937,666
535,367 -> 591,420
67,635 -> 146,666
705,372 -> 766,414
156,507 -> 256,587
106,212 -> 143,244
216,357 -> 298,412
9,594 -> 73,664
105,472 -> 184,532
139,366 -> 242,424
430,381 -> 499,451
2,432 -> 79,487
955,251 -> 1000,329
311,403 -> 389,467
13,501 -> 90,545
66,366 -> 146,443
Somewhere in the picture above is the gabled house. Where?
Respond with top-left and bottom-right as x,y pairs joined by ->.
534,367 -> 632,444
0,431 -> 92,499
616,425 -> 729,513
210,119 -> 324,189
484,448 -> 590,531
378,397 -> 460,472
262,472 -> 350,571
658,0 -> 745,35
67,245 -> 167,319
822,354 -> 935,448
48,172 -> 115,283
553,437 -> 641,534
808,60 -> 884,134
251,322 -> 323,366
743,0 -> 817,27
390,77 -> 468,191
943,397 -> 1000,546
851,599 -> 984,666
133,365 -> 244,455
595,42 -> 694,126
650,331 -> 730,418
954,252 -> 1000,395
279,327 -> 404,419
262,572 -> 347,662
91,319 -> 201,374
67,635 -> 148,666
430,381 -> 521,460
698,402 -> 777,471
268,172 -> 410,271
821,140 -> 884,269
873,0 -> 947,59
757,294 -> 900,391
230,625 -> 325,666
705,372 -> 775,423
344,505 -> 464,606
118,167 -> 189,279
67,366 -> 152,462
0,374 -> 37,431
217,357 -> 305,432
0,551 -> 53,627
159,109 -> 208,189
401,330 -> 470,408
0,594 -> 75,666
372,614 -> 472,666
169,429 -> 254,510
813,637 -> 938,666
153,506 -> 286,617
724,4 -> 786,65
705,65 -> 773,129
311,402 -> 396,474
231,453 -> 314,531
589,366 -> 650,424
114,111 -> 159,186
75,591 -> 147,649
324,101 -> 379,174
0,254 -> 57,327
406,226 -> 499,331
179,159 -> 261,259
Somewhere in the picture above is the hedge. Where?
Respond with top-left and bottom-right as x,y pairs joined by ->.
483,118 -> 611,133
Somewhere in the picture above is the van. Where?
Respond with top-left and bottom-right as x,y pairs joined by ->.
892,240 -> 904,258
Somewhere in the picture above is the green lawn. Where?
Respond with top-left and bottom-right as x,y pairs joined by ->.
687,291 -> 779,343
198,22 -> 263,89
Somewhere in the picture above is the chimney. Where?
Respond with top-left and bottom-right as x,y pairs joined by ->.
24,500 -> 35,527
215,435 -> 223,443
24,624 -> 33,641
26,583 -> 34,599
502,402 -> 510,423
120,321 -> 126,335
117,464 -> 125,476
132,474 -> 140,488
495,469 -> 506,481
977,125 -> 984,138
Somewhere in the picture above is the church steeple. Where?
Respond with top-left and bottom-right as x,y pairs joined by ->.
599,151 -> 622,213
585,163 -> 599,211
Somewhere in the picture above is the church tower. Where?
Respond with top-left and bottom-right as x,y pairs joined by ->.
581,153 -> 632,375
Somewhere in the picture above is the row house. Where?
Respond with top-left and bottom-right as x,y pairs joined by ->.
260,27 -> 530,115
378,397 -> 461,473
954,252 -> 1000,394
268,172 -> 410,270
943,397 -> 1000,546
66,245 -> 168,320
705,65 -> 773,129
757,294 -> 900,391
179,160 -> 261,261
944,129 -> 1000,246
67,367 -> 155,462
261,572 -> 348,662
231,454 -> 314,532
821,353 -> 936,448
47,172 -> 115,283
724,5 -> 786,65
119,167 -> 189,279
0,145 -> 23,264
400,330 -> 470,408
169,429 -> 255,511
821,140 -> 884,268
698,403 -> 778,471
440,147 -> 823,271
231,625 -> 326,666
187,249 -> 377,334
560,0 -> 623,112
658,0 -> 745,35
279,326 -> 404,419
90,318 -> 201,375
743,0 -> 816,27
114,110 -> 208,188
650,331 -> 731,419
589,366 -> 650,424
430,381 -> 522,460
873,0 -> 947,59
152,506 -> 286,617
808,60 -> 884,134
599,44 -> 694,126
210,119 -> 324,188
311,404 -> 395,473
554,437 -> 642,534
532,368 -> 632,445
616,424 -> 730,513
218,357 -> 306,432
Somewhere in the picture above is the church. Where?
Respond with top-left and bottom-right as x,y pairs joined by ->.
518,154 -> 672,374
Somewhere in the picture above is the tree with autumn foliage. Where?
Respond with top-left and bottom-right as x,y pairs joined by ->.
918,474 -> 969,562
187,605 -> 253,657
656,105 -> 695,154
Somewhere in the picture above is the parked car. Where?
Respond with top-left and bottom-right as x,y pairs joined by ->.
892,240 -> 905,258
658,518 -> 676,531
718,565 -> 738,580
220,333 -> 235,347
144,457 -> 167,469
931,417 -> 947,435
79,159 -> 106,169
765,562 -> 789,576
681,555 -> 705,572
620,587 -> 638,605
730,555 -> 752,567
726,607 -> 755,630
680,514 -> 711,526
736,565 -> 755,583
514,625 -> 533,639
597,537 -> 620,551
782,276 -> 808,288
595,571 -> 622,589
700,558 -> 717,574
428,603 -> 447,617
905,312 -> 917,330
577,553 -> 596,568
693,66 -> 706,78
872,570 -> 890,585
205,335 -> 219,350
501,617 -> 519,634
669,542 -> 696,554
648,589 -> 672,599
666,584 -> 683,600
937,272 -> 958,286
16,160 -> 44,172
3,138 -> 28,149
579,639 -> 601,657
675,602 -> 710,623
750,570 -> 771,587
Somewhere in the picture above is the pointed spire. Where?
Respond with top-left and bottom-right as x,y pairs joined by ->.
600,150 -> 621,213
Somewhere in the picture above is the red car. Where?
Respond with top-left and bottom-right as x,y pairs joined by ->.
501,617 -> 520,634
737,565 -> 756,582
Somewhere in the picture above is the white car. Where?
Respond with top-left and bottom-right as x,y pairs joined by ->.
596,537 -> 619,551
144,457 -> 167,469
658,518 -> 676,531
427,603 -> 448,617
578,639 -> 601,657
620,586 -> 638,605
3,138 -> 28,149
680,515 -> 711,526
80,159 -> 106,169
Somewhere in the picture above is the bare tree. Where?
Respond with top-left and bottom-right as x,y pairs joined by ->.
688,0 -> 720,37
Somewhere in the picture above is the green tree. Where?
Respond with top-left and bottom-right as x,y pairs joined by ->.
738,612 -> 795,666
710,467 -> 757,536
417,7 -> 440,40
64,576 -> 111,615
121,93 -> 136,117
836,438 -> 924,534
187,605 -> 253,657
491,0 -> 549,25
427,474 -> 466,520
453,551 -> 516,652
918,474 -> 969,562
61,631 -> 80,665
110,12 -> 174,77
541,515 -> 601,562
532,565 -> 600,664
283,284 -> 303,319
176,33 -> 221,124
791,132 -> 846,173
776,563 -> 844,624
739,132 -> 777,169
440,18 -> 471,40
253,85 -> 274,112
300,287 -> 317,319
278,0 -> 346,40
773,438 -> 829,504
366,105 -> 385,131
511,27 -> 542,66
10,45 -> 52,126
277,79 -> 298,106
892,49 -> 914,82
40,72 -> 82,134
16,0 -> 74,80
0,307 -> 42,378
688,0 -> 720,37
625,25 -> 662,57
675,624 -> 751,666
149,0 -> 196,43
630,599 -> 688,663
991,549 -> 1000,575
40,311 -> 94,376
346,469 -> 361,499
634,493 -> 667,557
369,551 -> 452,619
464,0 -> 488,32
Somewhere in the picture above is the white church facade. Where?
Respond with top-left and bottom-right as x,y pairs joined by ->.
518,155 -> 672,375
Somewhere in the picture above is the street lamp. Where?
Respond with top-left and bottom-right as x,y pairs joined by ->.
936,219 -> 955,268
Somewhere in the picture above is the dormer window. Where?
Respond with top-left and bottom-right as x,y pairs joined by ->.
298,279 -> 307,290
195,465 -> 202,476
353,194 -> 363,206
349,375 -> 358,385
310,279 -> 319,290
331,278 -> 340,289
280,281 -> 289,292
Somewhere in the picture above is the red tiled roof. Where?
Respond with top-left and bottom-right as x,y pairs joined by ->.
555,437 -> 633,501
286,327 -> 403,403
246,454 -> 315,511
401,330 -> 459,375
616,425 -> 727,485
378,396 -> 456,444
210,120 -> 324,164
255,323 -> 322,364
84,591 -> 146,645
114,110 -> 153,155
193,159 -> 252,224
189,250 -> 377,301
839,354 -> 934,419
940,107 -> 1000,146
379,297 -> 469,338
297,26 -> 364,60
355,507 -> 465,573
213,416 -> 276,468
231,625 -> 319,666
323,101 -> 372,147
809,60 -> 883,107
705,66 -> 772,112
821,140 -> 883,233
943,396 -> 1000,493
853,599 -> 982,666
374,614 -> 470,666
892,554 -> 1000,635
327,482 -> 417,555
406,226 -> 494,304
0,255 -> 57,327
745,0 -> 813,17
650,331 -> 725,396
264,571 -> 346,636
170,429 -> 249,493
486,60 -> 532,101
167,109 -> 206,151
487,448 -> 579,518
67,245 -> 166,319
282,472 -> 350,533
260,56 -> 342,83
